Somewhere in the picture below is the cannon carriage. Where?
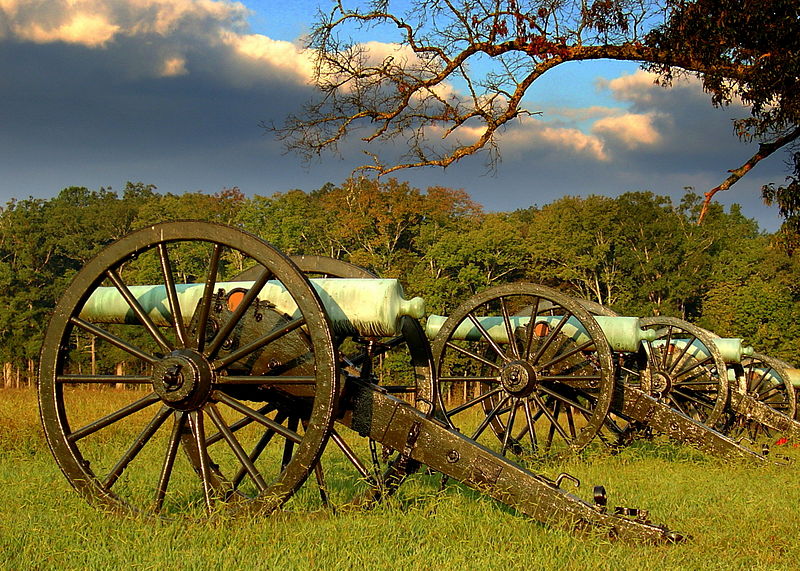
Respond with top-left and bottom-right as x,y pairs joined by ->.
39,221 -> 689,543
565,303 -> 800,450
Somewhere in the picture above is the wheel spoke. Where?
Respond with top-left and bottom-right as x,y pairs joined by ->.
522,399 -> 539,452
757,386 -> 783,400
470,395 -> 510,441
216,375 -> 316,385
538,340 -> 595,370
661,326 -> 674,370
666,335 -> 697,374
67,392 -> 161,442
195,243 -> 222,352
103,405 -> 172,490
69,317 -> 157,365
467,311 -> 509,363
437,376 -> 500,383
189,410 -> 214,513
523,297 -> 541,360
531,392 -> 571,445
206,267 -> 273,360
671,388 -> 715,410
666,395 -> 690,417
501,398 -> 520,455
446,387 -> 503,417
330,429 -> 376,482
538,374 -> 603,384
281,417 -> 300,471
232,411 -> 288,489
154,411 -> 186,513
214,391 -> 302,444
536,384 -> 595,416
753,368 -> 773,394
566,405 -> 578,439
206,403 -> 268,493
213,317 -> 306,370
57,374 -> 151,384
531,312 -> 572,365
158,243 -> 189,348
673,356 -> 714,381
206,403 -> 275,446
312,459 -> 330,508
500,297 -> 520,359
106,268 -> 174,353
445,341 -> 502,370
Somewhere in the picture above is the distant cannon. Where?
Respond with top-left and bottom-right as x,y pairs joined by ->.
430,289 -> 768,464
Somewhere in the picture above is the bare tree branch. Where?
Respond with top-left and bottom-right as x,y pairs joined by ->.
698,126 -> 800,224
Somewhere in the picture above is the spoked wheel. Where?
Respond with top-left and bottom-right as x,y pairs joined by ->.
730,353 -> 798,438
38,222 -> 339,517
289,255 -> 434,509
431,283 -> 615,459
573,299 -> 645,447
637,317 -> 729,429
238,255 -> 434,508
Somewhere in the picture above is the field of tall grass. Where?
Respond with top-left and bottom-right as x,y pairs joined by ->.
2,387 -> 800,570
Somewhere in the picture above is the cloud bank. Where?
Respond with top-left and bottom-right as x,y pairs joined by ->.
0,1 -> 787,231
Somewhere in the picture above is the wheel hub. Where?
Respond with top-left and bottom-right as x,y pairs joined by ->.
500,360 -> 538,396
646,369 -> 672,397
152,349 -> 215,410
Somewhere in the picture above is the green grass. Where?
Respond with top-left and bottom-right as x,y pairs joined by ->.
2,387 -> 800,570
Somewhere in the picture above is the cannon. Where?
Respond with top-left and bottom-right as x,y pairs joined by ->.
430,288 -> 769,463
38,222 -> 683,543
617,315 -> 800,444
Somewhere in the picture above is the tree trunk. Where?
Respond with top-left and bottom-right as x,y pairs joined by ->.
115,362 -> 125,390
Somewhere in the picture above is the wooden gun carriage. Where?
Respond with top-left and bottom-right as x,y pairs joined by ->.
37,221 -> 798,544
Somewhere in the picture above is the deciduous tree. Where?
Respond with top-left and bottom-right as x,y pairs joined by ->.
276,0 -> 799,223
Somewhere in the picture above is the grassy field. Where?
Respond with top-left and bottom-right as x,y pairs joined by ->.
2,387 -> 800,570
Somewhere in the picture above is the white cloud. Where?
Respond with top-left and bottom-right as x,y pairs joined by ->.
221,31 -> 315,83
0,1 -> 121,46
0,0 -> 252,45
450,116 -> 609,161
504,120 -> 608,160
592,112 -> 664,149
160,55 -> 187,77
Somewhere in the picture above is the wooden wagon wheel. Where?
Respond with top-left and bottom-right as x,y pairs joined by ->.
730,352 -> 798,438
637,317 -> 729,429
290,255 -> 434,507
38,221 -> 339,517
237,255 -> 434,507
431,283 -> 615,459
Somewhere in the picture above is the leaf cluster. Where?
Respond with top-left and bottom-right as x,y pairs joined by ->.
1,178 -> 797,379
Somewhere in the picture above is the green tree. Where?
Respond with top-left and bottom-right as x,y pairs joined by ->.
522,195 -> 622,305
277,0 -> 799,221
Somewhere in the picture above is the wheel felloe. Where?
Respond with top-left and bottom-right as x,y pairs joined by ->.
431,283 -> 615,459
38,221 -> 339,518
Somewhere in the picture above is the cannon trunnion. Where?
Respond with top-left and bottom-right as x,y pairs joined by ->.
38,221 -> 683,544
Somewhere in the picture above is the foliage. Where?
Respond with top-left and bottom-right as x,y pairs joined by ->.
274,0 -> 800,221
0,179 -> 798,381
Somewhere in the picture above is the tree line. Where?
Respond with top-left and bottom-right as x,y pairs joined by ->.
1,179 -> 797,387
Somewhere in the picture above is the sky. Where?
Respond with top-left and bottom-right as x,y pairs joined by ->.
0,0 -> 789,231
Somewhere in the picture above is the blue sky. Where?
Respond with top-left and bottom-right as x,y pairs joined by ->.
0,0 -> 788,231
